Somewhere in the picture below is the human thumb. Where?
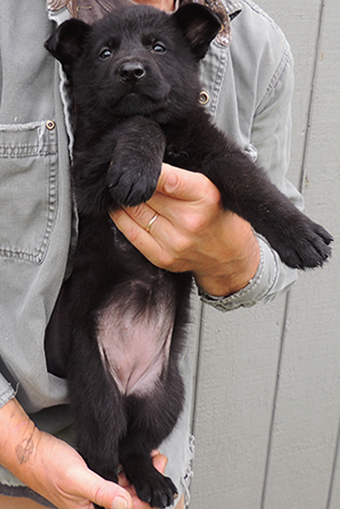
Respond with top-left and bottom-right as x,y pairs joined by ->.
83,470 -> 132,509
157,163 -> 211,202
110,495 -> 132,509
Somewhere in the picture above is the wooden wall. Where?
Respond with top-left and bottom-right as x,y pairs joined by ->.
189,0 -> 340,507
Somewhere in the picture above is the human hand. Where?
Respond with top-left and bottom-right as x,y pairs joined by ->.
30,430 -> 132,509
110,163 -> 260,297
0,399 -> 132,509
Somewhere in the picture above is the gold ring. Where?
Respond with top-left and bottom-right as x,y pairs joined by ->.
145,213 -> 159,233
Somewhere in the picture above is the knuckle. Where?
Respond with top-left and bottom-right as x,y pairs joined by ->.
172,234 -> 192,256
127,224 -> 142,244
204,180 -> 221,206
181,207 -> 212,234
184,213 -> 207,233
162,169 -> 181,194
158,252 -> 175,270
128,203 -> 146,221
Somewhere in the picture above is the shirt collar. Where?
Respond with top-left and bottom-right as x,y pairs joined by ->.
46,0 -> 242,46
46,0 -> 70,12
173,0 -> 242,20
47,0 -> 242,15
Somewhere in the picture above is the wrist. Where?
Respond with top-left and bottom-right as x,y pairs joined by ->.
194,225 -> 261,297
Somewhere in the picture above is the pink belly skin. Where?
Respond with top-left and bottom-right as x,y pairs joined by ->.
96,296 -> 175,396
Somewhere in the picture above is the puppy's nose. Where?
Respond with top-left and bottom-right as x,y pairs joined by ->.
119,61 -> 145,84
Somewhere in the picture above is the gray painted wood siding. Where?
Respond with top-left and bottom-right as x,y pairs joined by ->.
189,1 -> 340,507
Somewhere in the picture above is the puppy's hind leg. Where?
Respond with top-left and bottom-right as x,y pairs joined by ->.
67,323 -> 127,508
119,367 -> 184,508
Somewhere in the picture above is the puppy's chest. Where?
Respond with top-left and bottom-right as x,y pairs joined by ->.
96,280 -> 177,397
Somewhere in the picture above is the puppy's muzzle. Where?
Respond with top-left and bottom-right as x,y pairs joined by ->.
119,61 -> 146,85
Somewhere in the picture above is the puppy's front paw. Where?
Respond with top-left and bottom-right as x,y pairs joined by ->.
108,157 -> 161,207
272,216 -> 333,269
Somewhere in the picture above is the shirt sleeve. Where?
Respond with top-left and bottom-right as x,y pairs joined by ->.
201,44 -> 301,311
0,374 -> 16,408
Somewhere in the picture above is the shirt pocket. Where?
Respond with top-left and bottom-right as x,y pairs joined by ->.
0,120 -> 58,264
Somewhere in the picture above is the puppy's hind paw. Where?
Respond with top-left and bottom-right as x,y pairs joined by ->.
135,471 -> 178,508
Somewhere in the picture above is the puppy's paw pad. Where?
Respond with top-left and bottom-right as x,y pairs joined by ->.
275,220 -> 333,269
135,473 -> 178,508
108,160 -> 160,206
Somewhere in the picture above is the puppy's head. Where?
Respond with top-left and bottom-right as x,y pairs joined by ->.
45,4 -> 221,121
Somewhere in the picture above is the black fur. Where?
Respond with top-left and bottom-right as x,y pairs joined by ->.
45,4 -> 332,508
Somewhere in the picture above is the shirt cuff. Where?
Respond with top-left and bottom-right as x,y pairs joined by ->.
0,374 -> 16,409
198,234 -> 297,311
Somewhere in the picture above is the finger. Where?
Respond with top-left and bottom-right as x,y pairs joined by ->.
114,206 -> 188,267
81,469 -> 132,509
110,203 -> 181,247
109,208 -> 171,268
152,453 -> 168,474
110,206 -> 162,244
153,163 -> 215,202
124,204 -> 166,233
147,165 -> 222,226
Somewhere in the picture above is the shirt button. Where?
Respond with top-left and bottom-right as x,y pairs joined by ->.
198,90 -> 210,105
46,120 -> 56,130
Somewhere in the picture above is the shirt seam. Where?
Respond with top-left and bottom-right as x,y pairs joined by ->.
223,0 -> 243,17
255,47 -> 292,114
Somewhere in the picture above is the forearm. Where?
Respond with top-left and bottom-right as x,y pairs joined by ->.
0,398 -> 40,487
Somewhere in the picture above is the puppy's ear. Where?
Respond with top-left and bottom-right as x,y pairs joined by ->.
45,19 -> 91,77
173,3 -> 221,60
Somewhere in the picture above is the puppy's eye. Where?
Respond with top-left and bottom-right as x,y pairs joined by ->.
152,42 -> 166,54
99,48 -> 112,60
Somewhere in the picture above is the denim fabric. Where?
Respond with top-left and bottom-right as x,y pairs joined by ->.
0,122 -> 58,264
0,1 -> 71,413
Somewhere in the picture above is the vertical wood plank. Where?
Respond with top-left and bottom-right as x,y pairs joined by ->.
190,298 -> 287,508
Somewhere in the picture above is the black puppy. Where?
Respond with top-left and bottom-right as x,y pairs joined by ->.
45,4 -> 332,508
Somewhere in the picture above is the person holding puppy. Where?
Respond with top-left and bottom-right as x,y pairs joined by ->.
0,0 -> 300,508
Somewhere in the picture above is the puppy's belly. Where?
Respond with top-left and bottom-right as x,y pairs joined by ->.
96,297 -> 175,396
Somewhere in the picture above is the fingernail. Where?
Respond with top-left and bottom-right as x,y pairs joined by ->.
112,496 -> 129,509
